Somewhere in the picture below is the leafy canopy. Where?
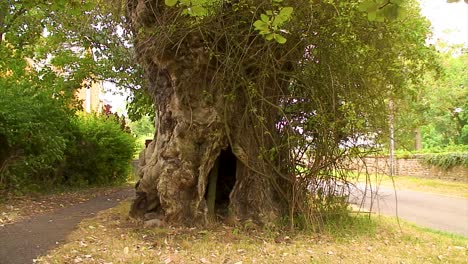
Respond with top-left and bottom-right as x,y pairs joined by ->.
0,0 -> 137,191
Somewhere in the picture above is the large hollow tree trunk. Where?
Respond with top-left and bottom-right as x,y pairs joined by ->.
127,0 -> 293,225
130,56 -> 281,224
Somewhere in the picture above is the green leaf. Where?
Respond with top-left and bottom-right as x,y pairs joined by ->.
383,5 -> 399,21
272,6 -> 293,27
367,11 -> 377,21
189,6 -> 208,16
375,9 -> 386,22
358,0 -> 375,12
260,14 -> 269,23
165,0 -> 178,7
253,20 -> 270,34
274,34 -> 287,44
265,33 -> 274,41
279,6 -> 293,18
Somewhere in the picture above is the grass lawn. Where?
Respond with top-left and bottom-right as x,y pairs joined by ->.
36,201 -> 467,264
354,173 -> 468,199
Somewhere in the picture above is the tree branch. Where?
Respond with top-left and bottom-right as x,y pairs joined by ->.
379,0 -> 392,10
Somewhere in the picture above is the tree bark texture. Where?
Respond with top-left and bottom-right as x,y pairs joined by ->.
127,0 -> 292,225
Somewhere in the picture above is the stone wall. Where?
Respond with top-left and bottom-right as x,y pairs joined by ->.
349,156 -> 468,182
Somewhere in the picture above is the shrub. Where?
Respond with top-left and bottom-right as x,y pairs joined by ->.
0,79 -> 74,190
0,81 -> 136,192
63,114 -> 136,186
422,153 -> 468,170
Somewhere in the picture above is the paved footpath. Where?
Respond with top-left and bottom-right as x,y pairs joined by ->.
349,184 -> 468,237
0,188 -> 134,264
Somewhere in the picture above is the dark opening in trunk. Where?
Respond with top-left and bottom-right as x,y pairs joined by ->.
216,146 -> 237,212
205,146 -> 237,218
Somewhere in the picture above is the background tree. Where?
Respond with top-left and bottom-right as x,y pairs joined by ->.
0,0 -> 136,192
394,48 -> 467,151
421,51 -> 467,147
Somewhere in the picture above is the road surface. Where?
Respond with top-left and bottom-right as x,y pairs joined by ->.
0,188 -> 134,264
349,184 -> 468,236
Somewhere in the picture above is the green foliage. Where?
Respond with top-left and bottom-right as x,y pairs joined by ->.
129,116 -> 155,156
0,0 -> 139,192
1,0 -> 142,103
127,88 -> 155,122
0,73 -> 74,190
394,145 -> 468,155
446,0 -> 468,3
63,114 -> 136,186
165,0 -> 179,6
420,145 -> 468,154
423,153 -> 468,170
253,5 -> 293,44
423,52 -> 467,147
163,0 -> 217,17
358,0 -> 405,21
394,50 -> 467,150
129,115 -> 155,138
163,0 -> 293,43
312,195 -> 350,222
0,76 -> 135,191
278,195 -> 364,233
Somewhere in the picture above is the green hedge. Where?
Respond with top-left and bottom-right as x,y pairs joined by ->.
63,114 -> 136,186
0,80 -> 135,192
0,80 -> 74,190
423,153 -> 468,170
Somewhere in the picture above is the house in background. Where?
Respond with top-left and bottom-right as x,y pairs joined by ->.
64,47 -> 105,114
2,37 -> 105,114
75,79 -> 104,113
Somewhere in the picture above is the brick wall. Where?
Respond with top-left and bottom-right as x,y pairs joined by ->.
349,156 -> 468,182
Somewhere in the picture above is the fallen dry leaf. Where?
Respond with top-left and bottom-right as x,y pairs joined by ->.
200,257 -> 210,263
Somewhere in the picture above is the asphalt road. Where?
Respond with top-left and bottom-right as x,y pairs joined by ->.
349,184 -> 468,236
0,188 -> 134,264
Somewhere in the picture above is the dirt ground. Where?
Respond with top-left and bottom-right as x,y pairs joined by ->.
0,187 -> 134,264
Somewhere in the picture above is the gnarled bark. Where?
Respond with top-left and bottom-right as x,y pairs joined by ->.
127,0 -> 295,225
